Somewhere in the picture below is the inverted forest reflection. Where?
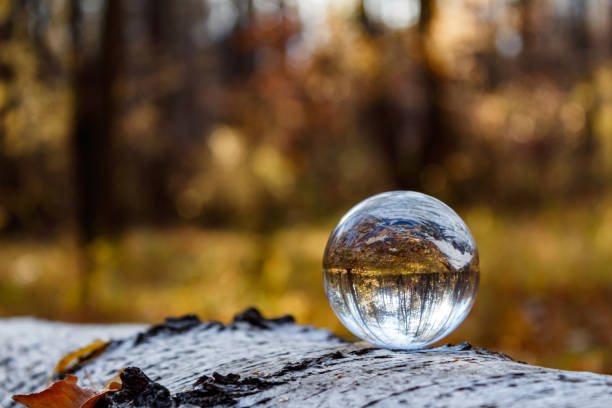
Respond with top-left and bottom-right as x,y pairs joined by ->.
324,268 -> 479,349
1,0 -> 612,374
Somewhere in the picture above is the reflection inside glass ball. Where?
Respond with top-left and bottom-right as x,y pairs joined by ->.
323,191 -> 479,350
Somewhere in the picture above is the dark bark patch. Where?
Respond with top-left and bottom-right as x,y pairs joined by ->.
557,374 -> 584,383
453,342 -> 473,351
178,371 -> 282,406
173,388 -> 236,407
350,347 -> 378,356
0,356 -> 13,366
231,307 -> 295,330
104,367 -> 173,407
273,351 -> 345,377
195,371 -> 282,393
101,368 -> 282,407
134,315 -> 202,345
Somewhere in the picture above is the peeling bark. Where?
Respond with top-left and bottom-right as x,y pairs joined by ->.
1,308 -> 611,407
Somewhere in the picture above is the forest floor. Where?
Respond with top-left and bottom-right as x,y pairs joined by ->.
1,204 -> 612,374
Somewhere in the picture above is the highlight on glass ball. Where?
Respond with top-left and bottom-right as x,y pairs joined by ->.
323,191 -> 479,350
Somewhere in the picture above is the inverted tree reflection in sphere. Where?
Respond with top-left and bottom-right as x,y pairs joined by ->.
323,191 -> 479,349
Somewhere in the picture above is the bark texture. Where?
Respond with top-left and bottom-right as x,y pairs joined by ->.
1,308 -> 611,407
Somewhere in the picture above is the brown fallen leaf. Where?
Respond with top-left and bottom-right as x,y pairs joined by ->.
12,375 -> 97,408
80,390 -> 115,408
13,370 -> 125,408
102,368 -> 124,392
55,339 -> 110,377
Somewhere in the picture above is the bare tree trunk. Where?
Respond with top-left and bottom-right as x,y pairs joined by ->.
359,0 -> 450,190
359,1 -> 419,190
570,0 -> 597,194
367,96 -> 418,189
70,0 -> 122,308
418,0 -> 449,170
518,0 -> 535,72
222,0 -> 256,81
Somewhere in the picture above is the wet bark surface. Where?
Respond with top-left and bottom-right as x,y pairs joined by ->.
1,308 -> 612,407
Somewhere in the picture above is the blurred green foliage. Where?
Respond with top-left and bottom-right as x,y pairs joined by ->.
0,0 -> 611,374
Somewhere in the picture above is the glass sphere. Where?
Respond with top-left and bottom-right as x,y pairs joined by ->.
323,191 -> 479,349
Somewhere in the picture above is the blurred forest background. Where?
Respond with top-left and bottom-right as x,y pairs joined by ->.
1,0 -> 612,374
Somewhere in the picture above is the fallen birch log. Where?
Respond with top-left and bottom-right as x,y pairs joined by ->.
1,308 -> 611,407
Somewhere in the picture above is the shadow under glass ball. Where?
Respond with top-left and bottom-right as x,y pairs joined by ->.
323,191 -> 479,350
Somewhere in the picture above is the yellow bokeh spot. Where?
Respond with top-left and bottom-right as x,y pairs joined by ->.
252,146 -> 295,197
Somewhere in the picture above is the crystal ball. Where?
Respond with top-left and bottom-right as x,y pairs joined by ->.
323,191 -> 479,349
